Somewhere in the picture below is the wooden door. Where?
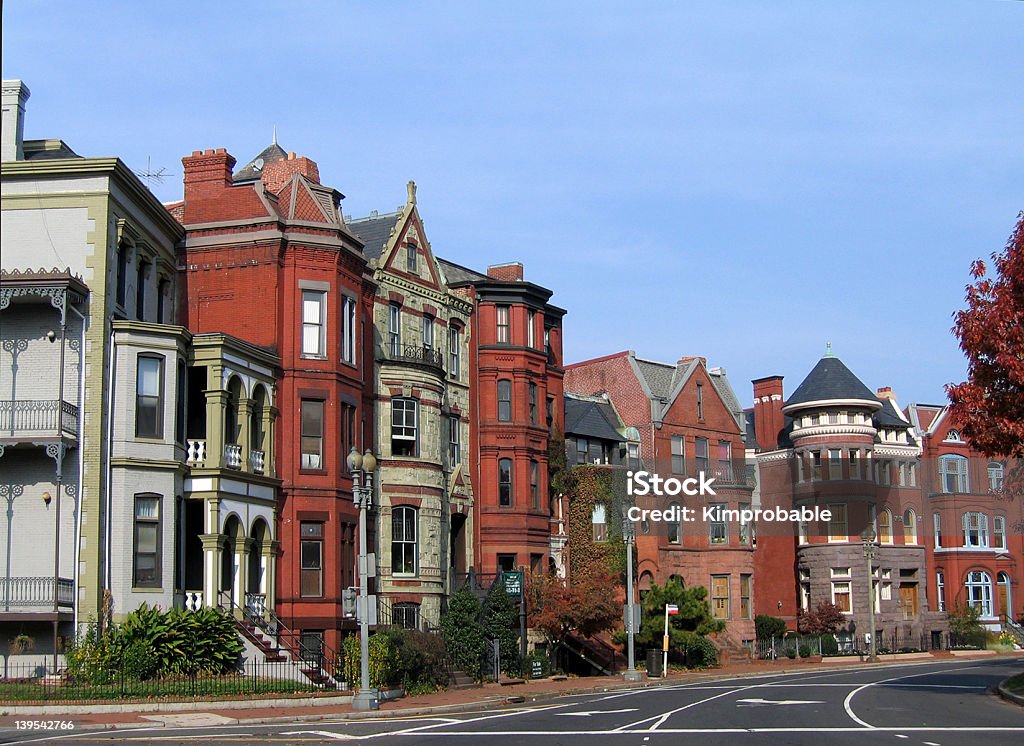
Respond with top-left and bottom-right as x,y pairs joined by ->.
900,585 -> 918,619
997,583 -> 1009,618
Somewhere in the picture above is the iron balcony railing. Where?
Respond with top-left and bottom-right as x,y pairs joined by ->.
0,399 -> 79,438
384,343 -> 445,372
0,576 -> 74,610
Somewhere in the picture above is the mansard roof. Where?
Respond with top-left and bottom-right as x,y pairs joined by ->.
564,394 -> 626,443
783,355 -> 879,411
233,142 -> 288,183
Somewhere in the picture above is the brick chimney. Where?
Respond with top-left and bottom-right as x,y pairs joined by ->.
678,356 -> 707,367
876,387 -> 895,401
487,262 -> 524,282
182,148 -> 235,201
262,151 -> 320,193
752,375 -> 785,450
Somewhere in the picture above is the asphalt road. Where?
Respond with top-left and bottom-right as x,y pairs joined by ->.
2,658 -> 1022,745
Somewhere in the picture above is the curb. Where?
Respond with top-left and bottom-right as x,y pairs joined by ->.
3,651 -> 1021,733
997,679 -> 1024,707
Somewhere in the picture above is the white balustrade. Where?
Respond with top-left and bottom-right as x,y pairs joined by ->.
250,449 -> 266,474
225,443 -> 242,469
186,439 -> 207,466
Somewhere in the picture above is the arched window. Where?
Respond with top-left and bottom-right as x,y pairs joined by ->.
998,572 -> 1012,618
939,455 -> 969,493
391,507 -> 417,576
667,502 -> 682,544
497,379 -> 512,421
988,462 -> 1004,492
944,429 -> 963,442
903,510 -> 917,544
878,508 -> 893,544
498,458 -> 513,507
965,570 -> 993,617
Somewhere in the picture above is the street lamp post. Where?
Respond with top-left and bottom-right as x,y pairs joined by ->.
348,447 -> 379,711
622,506 -> 641,682
861,526 -> 878,663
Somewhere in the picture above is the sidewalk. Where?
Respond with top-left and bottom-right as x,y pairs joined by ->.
1,650 -> 1020,733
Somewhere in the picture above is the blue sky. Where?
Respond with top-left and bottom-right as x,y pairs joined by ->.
3,1 -> 1021,408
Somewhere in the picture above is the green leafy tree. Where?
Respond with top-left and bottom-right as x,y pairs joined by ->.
440,586 -> 485,676
633,577 -> 724,666
482,582 -> 521,675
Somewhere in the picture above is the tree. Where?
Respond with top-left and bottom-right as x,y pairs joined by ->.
948,213 -> 1024,457
528,572 -> 620,647
482,582 -> 521,675
633,577 -> 724,650
797,601 -> 845,635
439,586 -> 484,676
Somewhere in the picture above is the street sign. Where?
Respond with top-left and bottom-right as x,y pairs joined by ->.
666,604 -> 679,615
623,604 -> 641,633
504,570 -> 523,596
356,594 -> 377,626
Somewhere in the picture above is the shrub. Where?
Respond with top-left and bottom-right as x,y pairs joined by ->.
682,633 -> 718,669
393,628 -> 448,695
482,583 -> 522,676
440,587 -> 485,677
755,615 -> 787,641
785,647 -> 797,659
820,634 -> 839,656
798,644 -> 812,658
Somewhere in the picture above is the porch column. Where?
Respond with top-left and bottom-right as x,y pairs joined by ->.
236,536 -> 253,609
199,533 -> 224,609
262,539 -> 280,613
265,405 -> 279,478
205,389 -> 228,469
237,397 -> 252,472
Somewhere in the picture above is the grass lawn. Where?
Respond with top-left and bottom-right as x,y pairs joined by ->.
1004,673 -> 1024,694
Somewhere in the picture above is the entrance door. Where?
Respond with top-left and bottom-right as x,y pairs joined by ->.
899,585 -> 918,620
997,572 -> 1011,618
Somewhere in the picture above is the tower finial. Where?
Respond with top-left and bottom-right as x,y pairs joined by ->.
272,125 -> 277,145
825,341 -> 834,358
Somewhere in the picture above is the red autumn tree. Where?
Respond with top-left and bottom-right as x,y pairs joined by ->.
798,601 -> 845,635
528,571 -> 620,646
947,213 -> 1024,457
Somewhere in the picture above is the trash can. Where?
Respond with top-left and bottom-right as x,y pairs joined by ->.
646,649 -> 663,677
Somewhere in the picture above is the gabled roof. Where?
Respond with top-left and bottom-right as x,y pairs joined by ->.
634,358 -> 676,401
783,355 -> 879,410
348,211 -> 402,263
564,394 -> 626,443
438,257 -> 489,285
234,142 -> 288,183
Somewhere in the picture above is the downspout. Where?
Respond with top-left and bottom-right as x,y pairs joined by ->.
102,318 -> 117,629
67,303 -> 86,634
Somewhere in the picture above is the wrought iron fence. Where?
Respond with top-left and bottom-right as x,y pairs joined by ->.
0,399 -> 79,436
755,630 -> 954,660
0,659 -> 322,705
385,344 -> 445,371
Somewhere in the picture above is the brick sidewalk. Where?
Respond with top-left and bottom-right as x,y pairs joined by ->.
1,650 -> 1019,732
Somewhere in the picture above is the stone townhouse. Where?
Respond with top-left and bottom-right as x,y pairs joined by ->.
347,185 -> 475,630
565,351 -> 755,646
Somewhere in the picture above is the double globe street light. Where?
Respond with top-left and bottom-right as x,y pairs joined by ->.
861,526 -> 878,663
347,447 -> 378,711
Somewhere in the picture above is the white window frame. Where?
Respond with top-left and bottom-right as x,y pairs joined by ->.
965,570 -> 993,617
422,314 -> 434,351
388,303 -> 402,356
341,295 -> 357,365
940,454 -> 969,493
963,511 -> 989,548
301,290 -> 326,357
448,326 -> 461,378
933,512 -> 942,548
392,506 -> 418,577
448,415 -> 461,470
936,570 -> 945,612
993,515 -> 1006,550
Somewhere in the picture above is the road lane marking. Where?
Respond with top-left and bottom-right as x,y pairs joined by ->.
736,698 -> 825,706
923,742 -> 940,745
555,708 -> 639,717
843,663 -> 991,729
615,682 -> 766,731
282,731 -> 358,740
379,726 -> 1024,736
